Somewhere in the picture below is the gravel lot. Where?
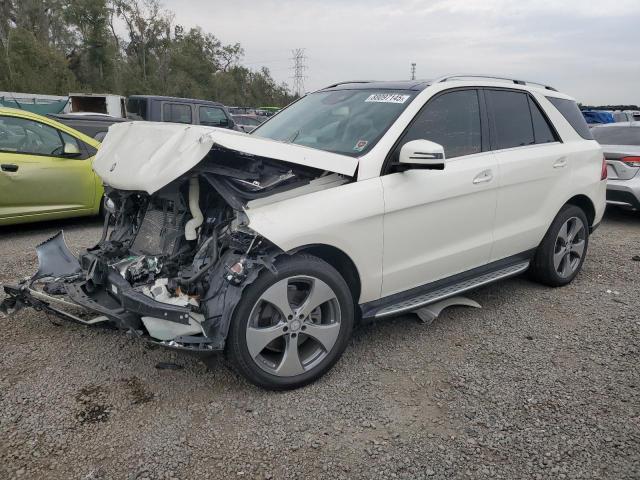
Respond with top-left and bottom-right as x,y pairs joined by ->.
1,209 -> 639,480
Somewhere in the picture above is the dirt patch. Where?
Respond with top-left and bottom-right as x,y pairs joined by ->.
74,385 -> 111,425
121,376 -> 155,405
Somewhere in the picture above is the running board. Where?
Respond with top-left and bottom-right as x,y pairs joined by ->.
374,261 -> 530,318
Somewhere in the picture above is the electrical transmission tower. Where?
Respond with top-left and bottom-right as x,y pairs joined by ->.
291,48 -> 307,97
410,62 -> 416,80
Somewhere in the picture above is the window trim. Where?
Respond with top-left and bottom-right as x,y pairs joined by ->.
381,87 -> 489,176
484,87 -> 561,153
0,115 -> 91,160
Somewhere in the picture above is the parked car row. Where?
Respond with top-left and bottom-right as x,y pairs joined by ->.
582,109 -> 640,126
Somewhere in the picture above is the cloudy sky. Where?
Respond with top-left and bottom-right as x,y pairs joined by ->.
162,0 -> 640,105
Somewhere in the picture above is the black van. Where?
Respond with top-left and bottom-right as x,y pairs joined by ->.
126,95 -> 236,129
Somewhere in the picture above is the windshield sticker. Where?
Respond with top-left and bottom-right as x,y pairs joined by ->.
365,93 -> 410,104
353,140 -> 368,152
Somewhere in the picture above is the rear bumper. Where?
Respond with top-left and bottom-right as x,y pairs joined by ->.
607,175 -> 640,209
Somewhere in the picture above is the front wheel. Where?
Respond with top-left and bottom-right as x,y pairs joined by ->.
529,204 -> 589,287
226,254 -> 354,390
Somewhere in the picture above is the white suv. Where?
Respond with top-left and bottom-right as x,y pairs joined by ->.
1,74 -> 606,389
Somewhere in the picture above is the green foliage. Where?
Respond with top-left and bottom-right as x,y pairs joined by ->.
0,0 -> 295,107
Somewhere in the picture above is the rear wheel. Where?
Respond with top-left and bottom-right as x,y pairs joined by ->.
530,204 -> 589,287
226,254 -> 354,390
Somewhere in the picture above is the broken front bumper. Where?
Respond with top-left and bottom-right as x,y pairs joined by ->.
0,232 -> 224,353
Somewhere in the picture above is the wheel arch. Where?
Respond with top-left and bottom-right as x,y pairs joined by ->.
291,244 -> 362,309
565,194 -> 596,227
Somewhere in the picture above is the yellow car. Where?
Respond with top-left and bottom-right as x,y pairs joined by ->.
0,108 -> 103,226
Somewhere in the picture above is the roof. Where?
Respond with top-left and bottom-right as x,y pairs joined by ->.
322,80 -> 432,91
319,74 -> 565,97
127,95 -> 224,107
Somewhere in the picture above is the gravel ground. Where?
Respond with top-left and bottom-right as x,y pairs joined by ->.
1,209 -> 639,480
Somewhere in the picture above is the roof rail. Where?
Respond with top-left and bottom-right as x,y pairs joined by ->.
322,80 -> 374,89
433,74 -> 557,92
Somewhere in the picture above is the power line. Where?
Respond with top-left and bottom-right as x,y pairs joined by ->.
291,48 -> 307,97
410,62 -> 416,81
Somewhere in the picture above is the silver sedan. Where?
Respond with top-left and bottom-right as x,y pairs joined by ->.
592,122 -> 640,210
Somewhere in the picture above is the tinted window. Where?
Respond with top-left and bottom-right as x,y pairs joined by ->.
60,131 -> 80,152
401,89 -> 481,158
528,97 -> 557,144
0,116 -> 64,155
163,103 -> 192,124
487,90 -> 534,149
546,97 -> 593,140
126,98 -> 148,120
199,106 -> 228,127
591,126 -> 640,146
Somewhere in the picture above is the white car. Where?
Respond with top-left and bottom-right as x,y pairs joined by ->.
1,74 -> 606,389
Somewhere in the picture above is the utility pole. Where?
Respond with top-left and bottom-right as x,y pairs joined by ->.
410,62 -> 416,81
291,48 -> 307,97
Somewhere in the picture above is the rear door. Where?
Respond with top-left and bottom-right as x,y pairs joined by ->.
381,88 -> 498,296
486,89 -> 568,261
0,115 -> 96,220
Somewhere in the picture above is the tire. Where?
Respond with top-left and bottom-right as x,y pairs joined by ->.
529,204 -> 589,287
225,253 -> 354,390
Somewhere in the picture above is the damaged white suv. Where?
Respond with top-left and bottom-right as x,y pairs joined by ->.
1,75 -> 606,389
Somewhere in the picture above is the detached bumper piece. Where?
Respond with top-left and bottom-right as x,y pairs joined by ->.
64,271 -> 192,326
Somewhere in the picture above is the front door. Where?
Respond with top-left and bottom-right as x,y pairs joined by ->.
0,115 -> 96,220
381,89 -> 498,297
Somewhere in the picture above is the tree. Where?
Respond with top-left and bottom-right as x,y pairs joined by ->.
0,0 -> 296,107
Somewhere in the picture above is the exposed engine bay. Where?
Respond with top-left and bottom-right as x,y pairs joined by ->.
1,144 -> 348,352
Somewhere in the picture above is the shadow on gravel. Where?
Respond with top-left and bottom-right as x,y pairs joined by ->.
0,215 -> 103,237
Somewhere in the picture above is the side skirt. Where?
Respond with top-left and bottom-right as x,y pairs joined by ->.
360,251 -> 534,319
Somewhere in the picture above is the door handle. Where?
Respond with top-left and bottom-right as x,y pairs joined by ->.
553,157 -> 567,168
1,163 -> 18,172
473,169 -> 493,184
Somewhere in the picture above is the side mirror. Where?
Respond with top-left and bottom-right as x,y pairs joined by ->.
63,142 -> 81,156
395,139 -> 446,171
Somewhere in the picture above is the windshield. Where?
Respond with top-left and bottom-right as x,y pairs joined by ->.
592,126 -> 640,146
253,89 -> 417,156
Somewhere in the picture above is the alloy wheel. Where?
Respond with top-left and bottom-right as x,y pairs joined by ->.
553,216 -> 586,278
245,275 -> 342,377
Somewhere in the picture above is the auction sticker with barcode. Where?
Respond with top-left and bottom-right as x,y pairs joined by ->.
365,93 -> 410,104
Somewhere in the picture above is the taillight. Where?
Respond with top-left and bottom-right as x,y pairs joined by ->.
622,156 -> 640,167
601,155 -> 607,180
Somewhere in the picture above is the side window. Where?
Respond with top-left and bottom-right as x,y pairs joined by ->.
162,103 -> 192,124
545,96 -> 594,140
400,89 -> 482,159
528,97 -> 558,144
60,131 -> 81,151
487,90 -> 534,149
199,106 -> 228,127
0,116 -> 64,155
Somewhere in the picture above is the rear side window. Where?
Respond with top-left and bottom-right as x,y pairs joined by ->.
163,103 -> 192,124
528,97 -> 557,144
487,90 -> 534,149
591,126 -> 640,146
546,97 -> 593,140
126,98 -> 148,120
401,89 -> 482,158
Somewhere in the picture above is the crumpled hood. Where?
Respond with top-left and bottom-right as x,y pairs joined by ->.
93,121 -> 358,194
